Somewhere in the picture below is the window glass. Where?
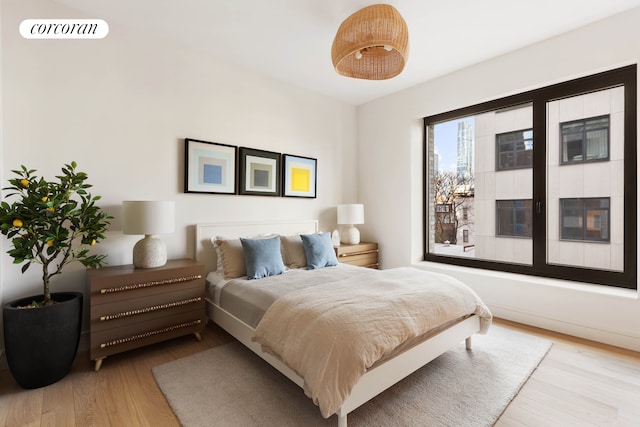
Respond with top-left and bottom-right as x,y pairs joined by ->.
428,104 -> 533,264
560,198 -> 610,241
548,88 -> 622,271
496,129 -> 533,170
496,200 -> 533,237
561,115 -> 609,164
425,65 -> 635,288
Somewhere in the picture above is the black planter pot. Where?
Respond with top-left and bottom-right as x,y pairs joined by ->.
3,291 -> 83,389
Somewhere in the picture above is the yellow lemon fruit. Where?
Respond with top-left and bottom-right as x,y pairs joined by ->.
47,240 -> 54,247
12,219 -> 23,228
91,239 -> 96,246
20,179 -> 29,187
46,207 -> 54,213
42,196 -> 48,202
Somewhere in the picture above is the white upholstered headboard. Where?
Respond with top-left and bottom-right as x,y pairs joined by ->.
195,220 -> 319,274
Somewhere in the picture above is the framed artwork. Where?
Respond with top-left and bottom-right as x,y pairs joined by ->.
184,138 -> 237,194
238,147 -> 281,196
282,154 -> 317,198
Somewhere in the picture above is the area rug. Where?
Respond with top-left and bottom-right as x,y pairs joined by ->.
152,325 -> 551,427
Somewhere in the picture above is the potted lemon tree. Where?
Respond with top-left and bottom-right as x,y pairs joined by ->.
0,162 -> 111,388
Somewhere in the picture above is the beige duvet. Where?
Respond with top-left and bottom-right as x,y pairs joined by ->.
251,267 -> 492,418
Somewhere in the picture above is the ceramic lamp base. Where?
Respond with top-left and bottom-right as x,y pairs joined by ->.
132,235 -> 167,268
341,225 -> 361,245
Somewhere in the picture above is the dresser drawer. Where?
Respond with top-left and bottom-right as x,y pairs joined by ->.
90,310 -> 204,360
89,266 -> 203,304
335,242 -> 379,269
339,252 -> 379,268
90,286 -> 204,333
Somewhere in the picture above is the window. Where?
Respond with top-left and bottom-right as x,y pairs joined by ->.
496,129 -> 533,170
561,115 -> 609,164
560,198 -> 610,242
428,105 -> 533,266
496,200 -> 533,237
424,65 -> 636,289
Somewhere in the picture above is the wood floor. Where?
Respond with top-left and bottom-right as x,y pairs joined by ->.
0,318 -> 638,426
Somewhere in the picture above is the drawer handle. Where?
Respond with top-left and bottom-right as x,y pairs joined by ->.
338,249 -> 378,257
100,274 -> 202,294
100,319 -> 202,349
99,297 -> 202,321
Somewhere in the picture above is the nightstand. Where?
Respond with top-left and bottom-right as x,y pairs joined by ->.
335,242 -> 379,269
87,258 -> 205,371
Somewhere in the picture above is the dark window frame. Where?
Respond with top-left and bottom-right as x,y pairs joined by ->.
496,128 -> 534,171
423,65 -> 636,289
560,115 -> 610,165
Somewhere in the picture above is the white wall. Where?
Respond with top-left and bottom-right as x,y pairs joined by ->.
0,0 -> 357,342
357,7 -> 640,351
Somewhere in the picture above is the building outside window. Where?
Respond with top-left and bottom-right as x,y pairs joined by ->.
424,65 -> 636,289
560,115 -> 609,164
496,200 -> 533,238
496,129 -> 533,170
560,197 -> 610,242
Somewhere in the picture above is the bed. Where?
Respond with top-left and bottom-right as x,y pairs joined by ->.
195,220 -> 492,427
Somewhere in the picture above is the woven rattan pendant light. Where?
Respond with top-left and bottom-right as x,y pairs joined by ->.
331,4 -> 409,80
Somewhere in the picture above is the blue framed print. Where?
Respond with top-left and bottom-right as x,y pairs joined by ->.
184,138 -> 237,194
282,154 -> 317,198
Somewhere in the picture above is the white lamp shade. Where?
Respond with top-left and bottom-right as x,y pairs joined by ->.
123,201 -> 175,268
122,201 -> 175,235
337,204 -> 364,225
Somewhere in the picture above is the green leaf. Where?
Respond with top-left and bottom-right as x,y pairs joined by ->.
1,161 -> 110,284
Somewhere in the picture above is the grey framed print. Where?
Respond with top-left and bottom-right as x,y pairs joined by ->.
238,147 -> 281,196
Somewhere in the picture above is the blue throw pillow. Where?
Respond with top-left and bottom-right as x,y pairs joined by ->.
300,232 -> 338,270
240,236 -> 286,280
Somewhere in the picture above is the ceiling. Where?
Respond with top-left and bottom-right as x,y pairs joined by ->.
53,0 -> 640,106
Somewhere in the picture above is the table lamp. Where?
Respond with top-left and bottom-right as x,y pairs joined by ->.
337,204 -> 364,245
122,200 -> 175,268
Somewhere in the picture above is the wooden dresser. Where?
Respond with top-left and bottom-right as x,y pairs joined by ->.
87,258 -> 205,371
335,242 -> 379,269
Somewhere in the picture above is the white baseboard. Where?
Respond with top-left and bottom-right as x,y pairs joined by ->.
414,261 -> 640,353
492,305 -> 640,352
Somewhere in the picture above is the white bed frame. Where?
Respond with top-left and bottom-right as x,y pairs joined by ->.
195,220 -> 481,427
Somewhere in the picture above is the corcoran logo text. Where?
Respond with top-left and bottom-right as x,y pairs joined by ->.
20,19 -> 109,39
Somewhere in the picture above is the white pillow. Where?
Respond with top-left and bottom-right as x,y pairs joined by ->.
213,236 -> 245,279
280,234 -> 307,269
